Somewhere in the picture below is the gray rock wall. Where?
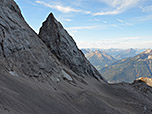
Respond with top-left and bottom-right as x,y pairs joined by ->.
39,13 -> 103,81
0,0 -> 63,82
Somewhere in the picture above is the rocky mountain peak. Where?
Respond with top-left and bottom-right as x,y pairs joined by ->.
0,0 -> 23,18
94,50 -> 102,58
39,13 -> 103,81
126,48 -> 136,53
143,49 -> 152,54
137,49 -> 152,60
0,0 -> 63,82
136,77 -> 152,87
42,13 -> 59,32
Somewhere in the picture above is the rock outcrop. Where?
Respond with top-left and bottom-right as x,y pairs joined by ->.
136,77 -> 152,87
0,0 -> 72,83
38,13 -> 103,80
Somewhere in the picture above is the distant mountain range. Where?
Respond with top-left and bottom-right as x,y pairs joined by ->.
111,48 -> 144,59
85,50 -> 116,70
82,48 -> 144,70
82,48 -> 144,59
82,48 -> 152,83
100,49 -> 152,83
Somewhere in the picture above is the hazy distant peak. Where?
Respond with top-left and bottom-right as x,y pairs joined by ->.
143,49 -> 152,54
94,50 -> 103,58
137,49 -> 152,60
87,50 -> 113,59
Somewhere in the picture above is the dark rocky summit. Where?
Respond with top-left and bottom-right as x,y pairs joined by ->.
38,13 -> 102,80
0,0 -> 63,83
0,0 -> 152,114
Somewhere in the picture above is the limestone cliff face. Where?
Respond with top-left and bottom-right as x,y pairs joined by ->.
39,13 -> 103,80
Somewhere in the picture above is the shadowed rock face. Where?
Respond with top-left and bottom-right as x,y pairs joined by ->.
0,0 -> 104,84
0,0 -> 65,83
38,13 -> 103,80
0,0 -> 152,114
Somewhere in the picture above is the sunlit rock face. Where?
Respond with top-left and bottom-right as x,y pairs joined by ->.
136,77 -> 152,87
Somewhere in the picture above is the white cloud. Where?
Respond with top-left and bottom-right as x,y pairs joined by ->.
100,0 -> 140,8
94,0 -> 140,15
36,1 -> 81,13
94,18 -> 100,21
84,11 -> 91,14
117,19 -> 124,23
111,24 -> 123,29
117,19 -> 134,27
66,26 -> 98,37
67,26 -> 98,30
77,36 -> 152,49
64,19 -> 72,22
122,36 -> 142,40
103,21 -> 107,24
94,10 -> 121,16
140,5 -> 152,12
131,14 -> 152,22
68,30 -> 78,37
35,1 -> 91,14
125,22 -> 134,27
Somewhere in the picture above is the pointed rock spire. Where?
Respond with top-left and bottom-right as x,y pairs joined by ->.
39,13 -> 104,81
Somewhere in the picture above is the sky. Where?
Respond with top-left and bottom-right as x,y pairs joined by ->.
14,0 -> 152,49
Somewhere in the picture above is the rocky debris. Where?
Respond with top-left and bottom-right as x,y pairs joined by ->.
38,13 -> 103,81
62,70 -> 73,81
132,80 -> 152,93
0,72 -> 152,114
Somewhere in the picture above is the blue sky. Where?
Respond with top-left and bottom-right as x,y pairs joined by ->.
15,0 -> 152,49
